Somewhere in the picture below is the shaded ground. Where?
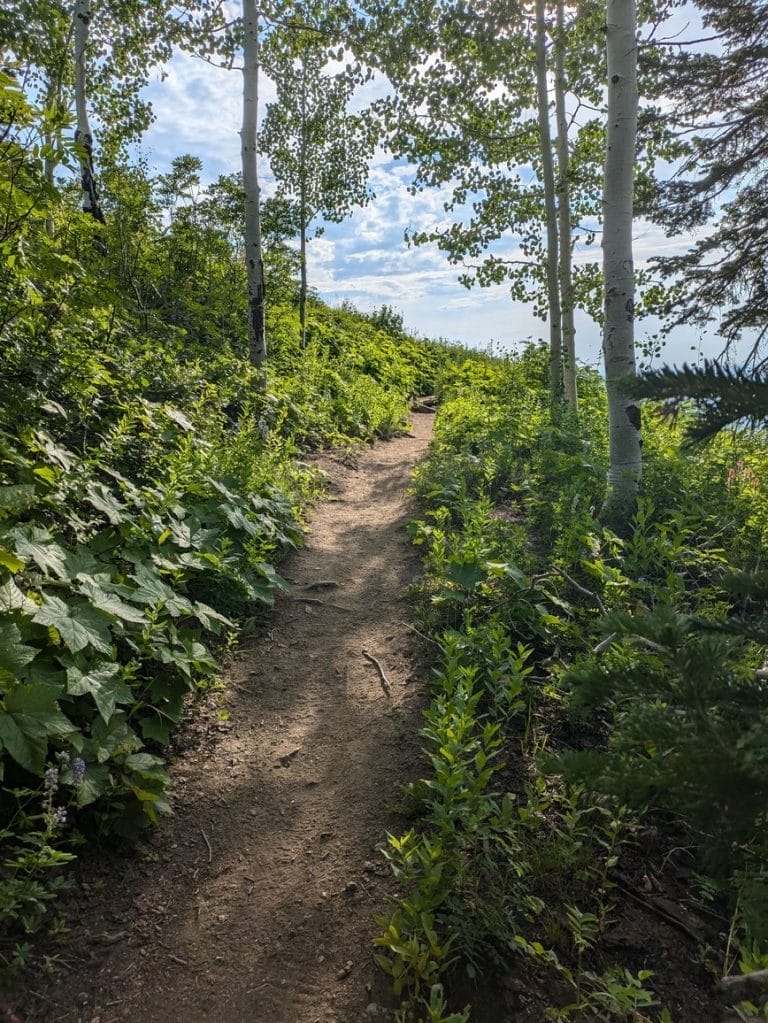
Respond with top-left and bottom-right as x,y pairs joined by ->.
17,413 -> 435,1023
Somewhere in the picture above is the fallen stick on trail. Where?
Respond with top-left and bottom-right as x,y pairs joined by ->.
289,595 -> 355,612
362,649 -> 392,696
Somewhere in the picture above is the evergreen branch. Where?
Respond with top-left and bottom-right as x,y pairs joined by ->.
627,361 -> 768,444
693,615 -> 768,644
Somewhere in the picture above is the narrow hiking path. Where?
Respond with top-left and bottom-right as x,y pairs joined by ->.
21,412 -> 436,1023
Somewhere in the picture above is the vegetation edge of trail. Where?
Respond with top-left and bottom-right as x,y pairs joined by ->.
376,347 -> 768,1023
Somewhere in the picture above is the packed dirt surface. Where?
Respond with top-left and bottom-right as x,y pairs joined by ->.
19,413 -> 435,1023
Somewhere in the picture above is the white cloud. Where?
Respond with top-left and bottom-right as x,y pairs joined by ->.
141,48 -> 278,180
131,15 -> 731,369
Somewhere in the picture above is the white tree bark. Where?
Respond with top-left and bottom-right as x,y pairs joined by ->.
73,0 -> 104,223
534,0 -> 563,406
241,0 -> 267,374
299,59 -> 308,350
602,0 -> 642,518
555,0 -> 577,411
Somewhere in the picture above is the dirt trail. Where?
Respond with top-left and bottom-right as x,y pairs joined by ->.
22,413 -> 435,1023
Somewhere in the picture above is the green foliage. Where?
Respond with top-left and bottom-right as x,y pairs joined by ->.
374,624 -> 530,1017
0,76 -> 464,971
381,343 -> 768,1018
628,361 -> 768,445
557,607 -> 768,868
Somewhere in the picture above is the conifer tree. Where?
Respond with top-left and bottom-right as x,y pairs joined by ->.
649,0 -> 768,364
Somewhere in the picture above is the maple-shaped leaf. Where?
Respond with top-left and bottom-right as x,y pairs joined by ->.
0,576 -> 37,615
0,620 -> 38,682
33,594 -> 112,654
84,483 -> 128,525
76,578 -> 146,623
6,525 -> 68,578
0,683 -> 75,773
67,662 -> 133,723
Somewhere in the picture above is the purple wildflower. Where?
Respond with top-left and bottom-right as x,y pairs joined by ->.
44,766 -> 59,794
71,758 -> 86,787
54,807 -> 68,826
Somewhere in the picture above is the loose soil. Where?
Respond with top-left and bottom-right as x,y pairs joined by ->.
17,412 -> 436,1023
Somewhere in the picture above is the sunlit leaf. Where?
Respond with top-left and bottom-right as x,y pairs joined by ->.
33,593 -> 112,654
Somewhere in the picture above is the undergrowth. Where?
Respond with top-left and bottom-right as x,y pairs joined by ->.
378,344 -> 768,1022
0,76 -> 473,978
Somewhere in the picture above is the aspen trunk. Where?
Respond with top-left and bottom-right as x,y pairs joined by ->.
299,67 -> 308,350
602,0 -> 642,520
299,220 -> 307,349
555,0 -> 577,411
534,0 -> 563,407
73,0 -> 105,224
241,0 -> 267,375
44,80 -> 56,238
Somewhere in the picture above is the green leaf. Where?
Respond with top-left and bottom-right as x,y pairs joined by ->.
6,526 -> 68,578
32,466 -> 57,486
129,565 -> 193,616
191,601 -> 234,633
218,502 -> 260,537
33,593 -> 112,654
163,406 -> 195,432
67,662 -> 133,723
446,560 -> 486,591
90,714 -> 141,764
140,714 -> 172,744
0,620 -> 38,680
76,578 -> 146,624
35,434 -> 73,470
75,762 -> 109,806
0,683 -> 75,773
63,546 -> 102,579
0,546 -> 25,573
84,483 -> 128,525
0,576 -> 37,615
0,484 -> 37,516
124,752 -> 165,772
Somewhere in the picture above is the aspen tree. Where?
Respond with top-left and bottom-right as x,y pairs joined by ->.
241,0 -> 267,374
555,0 -> 577,410
73,0 -> 104,223
534,0 -> 564,406
262,36 -> 374,349
601,0 -> 642,520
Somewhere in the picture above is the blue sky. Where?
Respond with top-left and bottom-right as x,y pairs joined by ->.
136,15 -> 726,370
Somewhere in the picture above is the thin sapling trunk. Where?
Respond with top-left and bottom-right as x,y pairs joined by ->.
241,0 -> 267,376
535,0 -> 564,407
555,0 -> 577,411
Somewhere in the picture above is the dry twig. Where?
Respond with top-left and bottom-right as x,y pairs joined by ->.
719,968 -> 768,1000
200,827 -> 213,864
553,567 -> 607,614
616,883 -> 703,943
362,649 -> 392,696
289,595 -> 355,612
400,620 -> 441,646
